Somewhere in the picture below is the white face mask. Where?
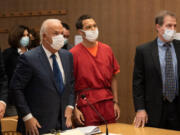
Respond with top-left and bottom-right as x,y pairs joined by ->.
162,29 -> 176,41
82,29 -> 99,42
51,34 -> 64,50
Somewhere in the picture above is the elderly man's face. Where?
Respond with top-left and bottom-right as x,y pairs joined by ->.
45,22 -> 64,45
42,21 -> 64,53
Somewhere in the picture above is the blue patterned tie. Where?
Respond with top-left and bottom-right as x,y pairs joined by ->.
164,43 -> 176,102
51,54 -> 64,94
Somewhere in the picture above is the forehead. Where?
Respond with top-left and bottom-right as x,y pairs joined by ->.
163,15 -> 176,24
82,18 -> 96,27
47,22 -> 63,33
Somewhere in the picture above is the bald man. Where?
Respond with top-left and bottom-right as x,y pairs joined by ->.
10,19 -> 75,134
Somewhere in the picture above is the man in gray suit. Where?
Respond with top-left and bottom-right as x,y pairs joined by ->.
10,19 -> 75,134
133,10 -> 180,130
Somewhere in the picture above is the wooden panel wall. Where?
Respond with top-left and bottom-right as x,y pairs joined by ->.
1,0 -> 180,124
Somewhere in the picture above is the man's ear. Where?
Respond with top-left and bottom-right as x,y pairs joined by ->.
43,33 -> 50,42
43,33 -> 46,39
156,24 -> 161,32
78,29 -> 85,37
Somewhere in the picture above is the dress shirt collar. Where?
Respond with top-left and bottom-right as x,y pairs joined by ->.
157,38 -> 173,47
17,48 -> 28,55
42,45 -> 59,58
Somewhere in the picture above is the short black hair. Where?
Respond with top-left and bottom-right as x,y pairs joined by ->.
8,25 -> 30,48
62,23 -> 70,30
76,14 -> 93,29
155,10 -> 176,26
28,28 -> 40,49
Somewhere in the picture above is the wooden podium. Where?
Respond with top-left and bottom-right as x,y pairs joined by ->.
99,123 -> 180,135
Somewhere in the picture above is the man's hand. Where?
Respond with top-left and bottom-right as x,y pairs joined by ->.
65,106 -> 73,128
74,107 -> 85,125
134,110 -> 148,128
114,103 -> 120,120
25,117 -> 41,135
0,102 -> 6,119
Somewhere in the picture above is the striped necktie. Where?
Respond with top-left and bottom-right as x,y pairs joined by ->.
164,43 -> 176,102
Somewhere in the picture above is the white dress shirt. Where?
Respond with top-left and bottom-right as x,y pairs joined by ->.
42,45 -> 65,84
18,48 -> 28,55
23,45 -> 73,122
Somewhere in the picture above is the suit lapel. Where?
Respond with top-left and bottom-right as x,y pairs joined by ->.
152,39 -> 162,80
173,40 -> 180,78
38,46 -> 59,92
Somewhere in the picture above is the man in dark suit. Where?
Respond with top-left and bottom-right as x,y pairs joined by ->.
62,23 -> 73,50
0,49 -> 8,135
133,10 -> 180,130
10,19 -> 75,134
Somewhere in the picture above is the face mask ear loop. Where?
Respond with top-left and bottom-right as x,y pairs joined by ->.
80,29 -> 86,38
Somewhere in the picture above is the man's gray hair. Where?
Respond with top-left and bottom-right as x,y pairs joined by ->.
40,19 -> 61,43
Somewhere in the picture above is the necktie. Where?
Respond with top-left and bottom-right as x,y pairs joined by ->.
51,54 -> 64,94
164,43 -> 176,102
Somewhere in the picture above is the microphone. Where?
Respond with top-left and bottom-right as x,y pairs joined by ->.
81,94 -> 109,135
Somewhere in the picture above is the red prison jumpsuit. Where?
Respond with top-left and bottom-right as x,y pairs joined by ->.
70,42 -> 120,125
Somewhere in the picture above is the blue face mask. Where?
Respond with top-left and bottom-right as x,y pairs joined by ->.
64,38 -> 68,45
20,36 -> 29,47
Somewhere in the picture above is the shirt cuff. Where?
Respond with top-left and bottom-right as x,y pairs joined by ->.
67,105 -> 74,109
23,113 -> 33,121
0,101 -> 6,107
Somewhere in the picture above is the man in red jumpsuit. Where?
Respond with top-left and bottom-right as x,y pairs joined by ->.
70,15 -> 120,126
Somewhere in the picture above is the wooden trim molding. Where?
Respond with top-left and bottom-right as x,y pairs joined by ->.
0,9 -> 67,33
0,29 -> 8,33
0,9 -> 67,18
